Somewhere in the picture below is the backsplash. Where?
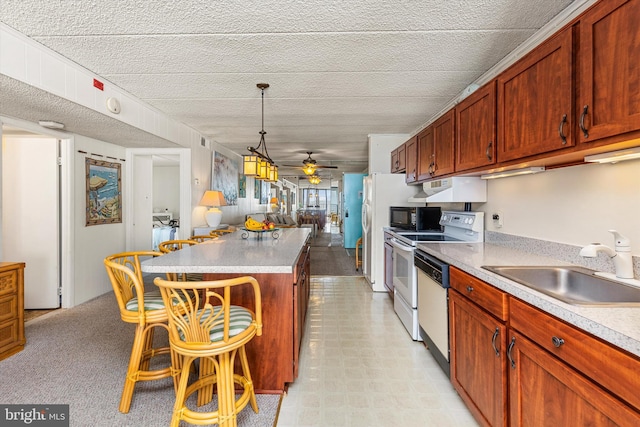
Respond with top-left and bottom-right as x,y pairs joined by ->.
485,231 -> 640,278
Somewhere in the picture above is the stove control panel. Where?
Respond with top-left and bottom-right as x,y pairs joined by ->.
440,211 -> 484,233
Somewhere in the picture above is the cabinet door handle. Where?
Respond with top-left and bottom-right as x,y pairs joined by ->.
551,336 -> 565,348
466,285 -> 474,293
486,141 -> 493,161
579,105 -> 589,138
491,327 -> 500,357
507,336 -> 516,369
558,114 -> 567,145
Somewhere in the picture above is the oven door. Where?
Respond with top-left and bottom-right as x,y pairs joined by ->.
390,238 -> 417,308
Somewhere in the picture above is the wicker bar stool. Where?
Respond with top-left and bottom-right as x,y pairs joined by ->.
190,235 -> 218,243
103,251 -> 179,413
154,276 -> 263,427
355,237 -> 363,271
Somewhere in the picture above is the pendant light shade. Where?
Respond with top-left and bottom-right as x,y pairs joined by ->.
244,83 -> 278,182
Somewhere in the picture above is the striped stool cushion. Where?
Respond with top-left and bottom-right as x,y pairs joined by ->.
126,289 -> 165,311
179,305 -> 253,342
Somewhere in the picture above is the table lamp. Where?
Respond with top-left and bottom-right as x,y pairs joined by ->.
199,190 -> 226,227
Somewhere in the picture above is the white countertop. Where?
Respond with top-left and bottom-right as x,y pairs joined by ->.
417,242 -> 640,358
141,228 -> 311,274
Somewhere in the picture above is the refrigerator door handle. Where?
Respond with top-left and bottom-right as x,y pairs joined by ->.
362,204 -> 370,233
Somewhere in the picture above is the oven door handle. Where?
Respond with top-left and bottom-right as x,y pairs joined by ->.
390,238 -> 414,252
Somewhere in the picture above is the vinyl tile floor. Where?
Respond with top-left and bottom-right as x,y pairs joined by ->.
276,276 -> 479,427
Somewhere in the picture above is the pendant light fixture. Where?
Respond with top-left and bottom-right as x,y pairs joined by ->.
243,83 -> 278,182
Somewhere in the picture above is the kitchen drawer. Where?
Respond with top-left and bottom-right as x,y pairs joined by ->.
0,319 -> 20,351
0,294 -> 18,323
0,269 -> 18,297
510,297 -> 640,411
450,267 -> 509,321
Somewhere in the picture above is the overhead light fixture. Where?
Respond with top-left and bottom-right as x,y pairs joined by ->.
308,174 -> 321,185
243,83 -> 278,182
302,163 -> 317,176
480,167 -> 545,180
38,120 -> 65,129
199,190 -> 227,227
584,147 -> 640,164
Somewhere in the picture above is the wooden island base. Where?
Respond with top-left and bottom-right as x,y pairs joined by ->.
203,243 -> 310,393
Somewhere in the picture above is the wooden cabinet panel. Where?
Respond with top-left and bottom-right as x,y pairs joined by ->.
450,289 -> 508,427
416,125 -> 434,181
578,0 -> 640,143
432,109 -> 455,176
0,263 -> 25,361
404,137 -> 417,183
497,27 -> 574,162
510,297 -> 640,411
456,81 -> 497,171
391,143 -> 407,173
450,267 -> 508,321
508,330 -> 639,427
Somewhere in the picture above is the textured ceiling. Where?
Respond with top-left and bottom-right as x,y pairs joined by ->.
0,0 -> 575,176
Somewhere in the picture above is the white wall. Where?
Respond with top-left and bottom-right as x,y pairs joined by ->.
368,134 -> 409,174
73,135 -> 127,305
152,165 -> 180,218
482,159 -> 640,254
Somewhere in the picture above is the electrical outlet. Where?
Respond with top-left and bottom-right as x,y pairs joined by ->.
492,212 -> 503,228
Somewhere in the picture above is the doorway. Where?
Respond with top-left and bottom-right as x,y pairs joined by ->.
1,125 -> 62,309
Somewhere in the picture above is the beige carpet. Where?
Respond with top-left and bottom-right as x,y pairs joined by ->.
2,292 -> 281,427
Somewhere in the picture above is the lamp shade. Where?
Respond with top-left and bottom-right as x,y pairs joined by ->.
199,190 -> 226,227
199,190 -> 226,207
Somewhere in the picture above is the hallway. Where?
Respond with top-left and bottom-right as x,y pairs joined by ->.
277,276 -> 478,426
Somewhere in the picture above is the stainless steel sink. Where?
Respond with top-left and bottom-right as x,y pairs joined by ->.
482,265 -> 640,306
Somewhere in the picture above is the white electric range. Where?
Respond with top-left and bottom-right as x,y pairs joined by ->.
386,211 -> 484,341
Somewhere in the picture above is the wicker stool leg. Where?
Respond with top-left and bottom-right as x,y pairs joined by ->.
119,324 -> 145,413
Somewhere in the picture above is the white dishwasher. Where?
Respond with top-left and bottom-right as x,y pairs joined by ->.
415,248 -> 451,377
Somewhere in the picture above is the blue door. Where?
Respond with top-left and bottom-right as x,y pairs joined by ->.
343,173 -> 366,248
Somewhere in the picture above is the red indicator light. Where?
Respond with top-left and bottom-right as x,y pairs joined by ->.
93,79 -> 104,90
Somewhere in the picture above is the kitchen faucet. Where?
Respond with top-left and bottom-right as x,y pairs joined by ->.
579,230 -> 634,279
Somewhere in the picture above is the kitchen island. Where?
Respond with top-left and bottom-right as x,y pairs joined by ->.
141,227 -> 312,393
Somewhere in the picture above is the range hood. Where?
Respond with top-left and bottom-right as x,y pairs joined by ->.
408,177 -> 487,203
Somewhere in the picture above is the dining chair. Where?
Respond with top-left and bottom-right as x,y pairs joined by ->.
158,239 -> 198,253
103,251 -> 179,413
153,275 -> 263,427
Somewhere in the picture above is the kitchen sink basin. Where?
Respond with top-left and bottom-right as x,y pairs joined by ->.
482,265 -> 640,306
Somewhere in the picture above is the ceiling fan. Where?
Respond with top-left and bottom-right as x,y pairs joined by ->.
284,152 -> 338,176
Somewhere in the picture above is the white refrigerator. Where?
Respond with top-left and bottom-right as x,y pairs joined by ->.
362,173 -> 422,292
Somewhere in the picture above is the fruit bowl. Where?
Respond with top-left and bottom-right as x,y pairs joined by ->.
241,227 -> 281,239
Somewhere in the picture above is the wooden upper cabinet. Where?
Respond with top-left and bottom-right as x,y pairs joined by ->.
390,143 -> 406,173
432,109 -> 455,176
416,125 -> 434,181
456,81 -> 497,172
404,136 -> 417,183
417,109 -> 455,181
497,27 -> 574,162
578,0 -> 640,144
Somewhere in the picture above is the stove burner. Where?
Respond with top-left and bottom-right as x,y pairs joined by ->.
399,234 -> 462,242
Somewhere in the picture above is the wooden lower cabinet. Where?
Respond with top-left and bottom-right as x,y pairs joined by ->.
450,288 -> 508,427
450,267 -> 640,426
508,330 -> 639,427
0,262 -> 26,361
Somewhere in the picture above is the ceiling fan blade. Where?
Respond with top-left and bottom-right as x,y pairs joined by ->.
314,165 -> 338,169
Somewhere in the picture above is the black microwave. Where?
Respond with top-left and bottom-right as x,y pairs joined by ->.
389,206 -> 442,231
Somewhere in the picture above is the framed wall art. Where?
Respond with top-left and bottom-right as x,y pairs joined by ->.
212,151 -> 239,205
86,158 -> 122,226
238,175 -> 247,198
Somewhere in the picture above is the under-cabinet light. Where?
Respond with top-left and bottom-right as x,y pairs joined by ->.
480,167 -> 545,180
584,147 -> 640,164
